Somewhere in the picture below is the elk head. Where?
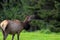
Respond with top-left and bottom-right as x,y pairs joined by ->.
23,15 -> 35,30
23,15 -> 35,23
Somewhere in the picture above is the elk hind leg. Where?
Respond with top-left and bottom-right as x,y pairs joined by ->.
3,31 -> 8,40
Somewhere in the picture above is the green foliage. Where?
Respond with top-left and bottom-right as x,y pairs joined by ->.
0,0 -> 60,32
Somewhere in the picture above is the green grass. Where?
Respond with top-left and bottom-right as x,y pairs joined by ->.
0,31 -> 60,40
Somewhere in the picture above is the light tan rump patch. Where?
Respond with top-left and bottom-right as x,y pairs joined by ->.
0,20 -> 8,31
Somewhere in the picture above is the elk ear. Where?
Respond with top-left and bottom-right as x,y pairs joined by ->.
0,20 -> 8,31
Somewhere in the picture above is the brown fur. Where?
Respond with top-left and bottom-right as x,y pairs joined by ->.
0,20 -> 23,40
0,15 -> 35,40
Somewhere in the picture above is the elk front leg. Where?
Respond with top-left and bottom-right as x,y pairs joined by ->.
12,34 -> 15,40
17,33 -> 20,40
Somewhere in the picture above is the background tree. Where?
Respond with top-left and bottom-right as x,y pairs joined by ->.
0,0 -> 60,32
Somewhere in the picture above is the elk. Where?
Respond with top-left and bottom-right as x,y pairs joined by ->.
0,15 -> 35,40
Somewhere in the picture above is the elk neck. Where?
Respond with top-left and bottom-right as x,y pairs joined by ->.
23,16 -> 31,27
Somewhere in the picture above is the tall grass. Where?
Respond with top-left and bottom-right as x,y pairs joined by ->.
0,31 -> 60,40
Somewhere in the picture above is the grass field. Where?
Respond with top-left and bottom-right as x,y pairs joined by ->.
0,31 -> 60,40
